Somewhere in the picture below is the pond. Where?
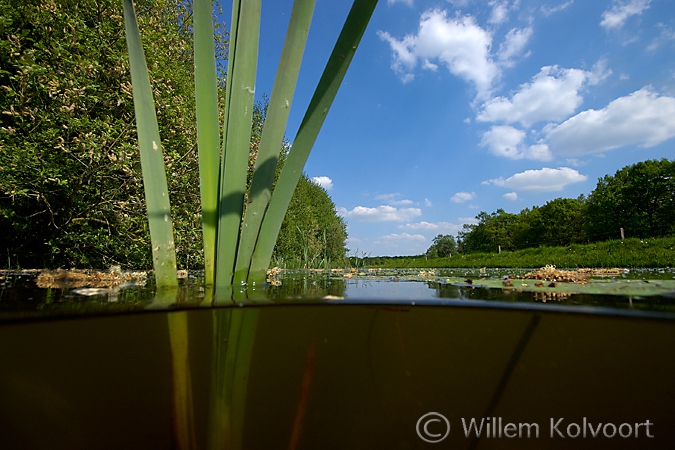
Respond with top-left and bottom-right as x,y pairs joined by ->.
2,267 -> 675,321
1,268 -> 674,449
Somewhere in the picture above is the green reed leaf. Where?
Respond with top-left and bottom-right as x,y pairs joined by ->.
123,0 -> 177,288
233,0 -> 317,285
214,0 -> 262,289
248,0 -> 379,283
194,0 -> 221,286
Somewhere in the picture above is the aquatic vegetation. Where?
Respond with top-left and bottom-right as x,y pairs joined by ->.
123,0 -> 378,288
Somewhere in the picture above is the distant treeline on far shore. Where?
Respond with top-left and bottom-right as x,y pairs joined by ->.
357,236 -> 675,269
355,159 -> 675,269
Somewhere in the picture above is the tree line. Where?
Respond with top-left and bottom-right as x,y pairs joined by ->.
424,159 -> 675,257
0,0 -> 347,269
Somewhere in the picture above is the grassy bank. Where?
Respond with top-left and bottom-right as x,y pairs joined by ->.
366,237 -> 675,269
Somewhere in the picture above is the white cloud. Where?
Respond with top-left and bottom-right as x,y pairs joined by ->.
387,0 -> 414,6
458,217 -> 479,224
489,0 -> 510,25
424,198 -> 433,207
338,205 -> 422,222
390,199 -> 414,205
451,191 -> 476,203
311,176 -> 333,190
486,167 -> 587,191
503,192 -> 518,201
480,125 -> 553,160
541,1 -> 573,17
497,27 -> 533,67
378,9 -> 499,97
647,24 -> 675,52
546,87 -> 675,155
601,0 -> 651,30
400,221 -> 463,234
374,193 -> 399,201
374,193 -> 414,205
477,65 -> 592,126
447,0 -> 470,7
378,233 -> 427,242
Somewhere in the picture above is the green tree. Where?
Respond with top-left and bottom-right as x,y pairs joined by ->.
527,197 -> 587,247
273,175 -> 347,267
425,234 -> 457,258
0,0 -> 205,268
0,0 -> 347,269
459,209 -> 519,253
585,159 -> 675,241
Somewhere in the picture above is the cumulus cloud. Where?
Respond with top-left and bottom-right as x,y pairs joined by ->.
541,1 -> 573,17
374,193 -> 414,205
338,205 -> 422,222
600,0 -> 651,30
379,233 -> 426,241
503,192 -> 518,201
480,125 -> 553,160
486,167 -> 587,191
311,176 -> 333,190
387,0 -> 414,6
477,65 -> 594,127
497,27 -> 533,67
378,9 -> 499,97
489,0 -> 510,25
546,87 -> 675,155
424,198 -> 433,207
399,221 -> 463,234
451,191 -> 476,203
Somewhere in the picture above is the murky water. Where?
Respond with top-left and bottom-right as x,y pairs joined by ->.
1,302 -> 674,449
1,269 -> 675,448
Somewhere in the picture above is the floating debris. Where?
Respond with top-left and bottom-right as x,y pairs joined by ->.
36,267 -> 147,289
266,267 -> 282,286
519,265 -> 627,284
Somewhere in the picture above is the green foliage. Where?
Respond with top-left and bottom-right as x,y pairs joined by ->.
0,0 -> 348,271
0,0 -> 198,269
459,209 -> 520,253
425,234 -> 457,258
457,159 -> 673,256
273,175 -> 347,268
586,159 -> 675,241
365,236 -> 675,269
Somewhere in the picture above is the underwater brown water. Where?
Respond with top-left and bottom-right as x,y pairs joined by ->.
0,302 -> 674,449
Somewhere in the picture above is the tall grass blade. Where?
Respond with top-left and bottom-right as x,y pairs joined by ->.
248,0 -> 379,283
122,0 -> 177,288
233,0 -> 317,285
194,0 -> 221,286
215,0 -> 262,288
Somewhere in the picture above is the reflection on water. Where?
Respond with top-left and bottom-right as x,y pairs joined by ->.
0,304 -> 674,449
2,268 -> 675,322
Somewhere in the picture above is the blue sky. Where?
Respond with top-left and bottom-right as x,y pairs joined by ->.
220,0 -> 675,256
